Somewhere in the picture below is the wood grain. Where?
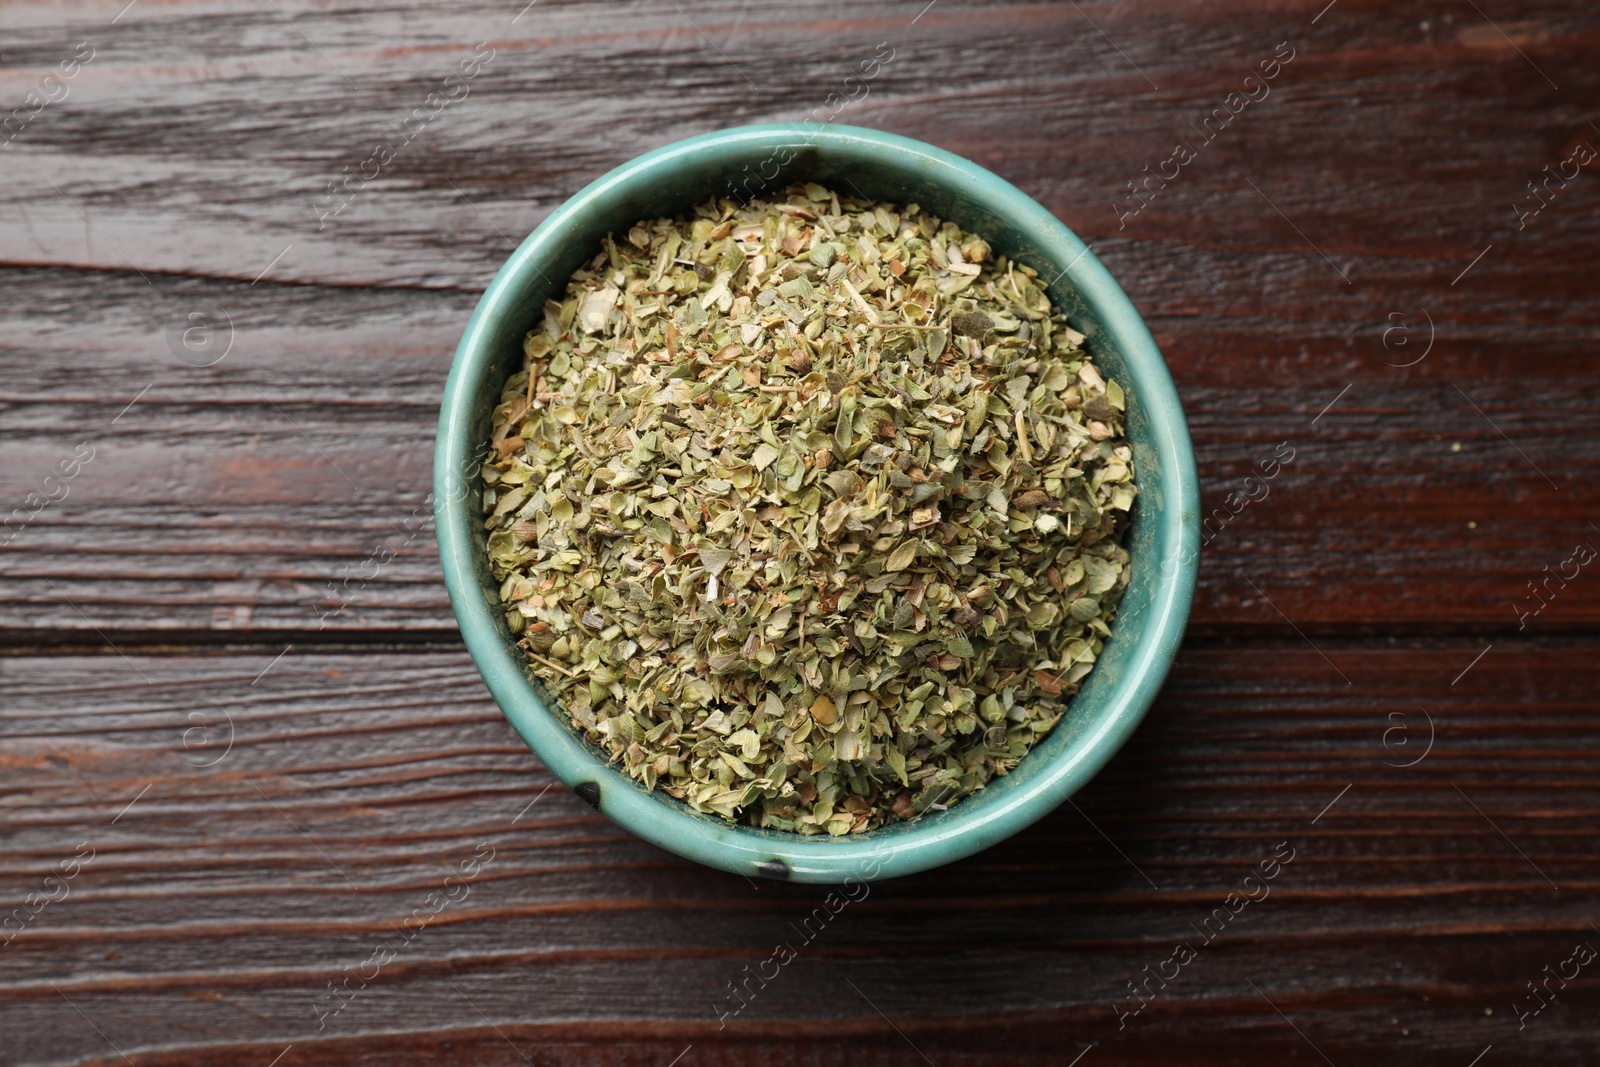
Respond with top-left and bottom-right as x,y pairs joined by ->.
3,0 -> 1598,1062
2,643 -> 1598,1066
3,2 -> 1598,639
2,263 -> 1598,639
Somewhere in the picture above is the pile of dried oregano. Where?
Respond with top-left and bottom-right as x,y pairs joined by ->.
481,184 -> 1136,835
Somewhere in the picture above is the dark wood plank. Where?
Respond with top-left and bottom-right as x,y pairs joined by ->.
3,1 -> 1598,638
2,264 -> 1596,639
2,642 -> 1597,1064
1,0 -> 1594,289
0,271 -> 461,637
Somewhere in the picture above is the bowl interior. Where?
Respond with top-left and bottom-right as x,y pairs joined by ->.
436,124 -> 1198,883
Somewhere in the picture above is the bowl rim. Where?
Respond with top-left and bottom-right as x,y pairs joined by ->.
435,122 -> 1199,884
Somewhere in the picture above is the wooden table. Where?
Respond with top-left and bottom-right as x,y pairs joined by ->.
3,1 -> 1597,1063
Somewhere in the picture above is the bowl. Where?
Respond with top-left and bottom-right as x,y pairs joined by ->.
435,123 -> 1199,884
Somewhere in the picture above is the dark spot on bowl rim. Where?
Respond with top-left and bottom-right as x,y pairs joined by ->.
755,858 -> 790,880
573,781 -> 601,809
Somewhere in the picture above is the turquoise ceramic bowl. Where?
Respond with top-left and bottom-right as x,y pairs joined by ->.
436,124 -> 1198,884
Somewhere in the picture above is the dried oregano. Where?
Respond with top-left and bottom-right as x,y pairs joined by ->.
481,184 -> 1136,835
